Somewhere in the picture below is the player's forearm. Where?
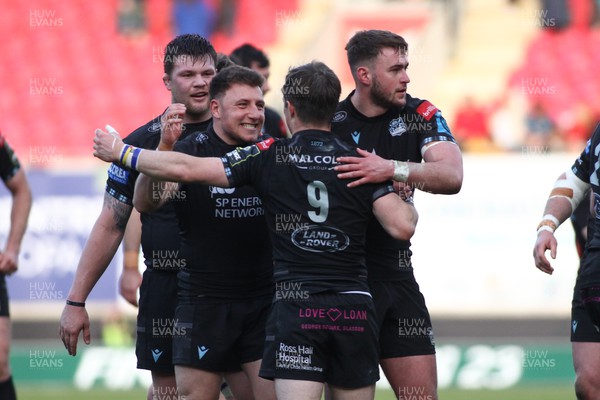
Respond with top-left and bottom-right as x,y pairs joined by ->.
133,173 -> 170,213
5,174 -> 32,255
95,130 -> 229,186
396,201 -> 418,239
540,197 -> 573,228
133,150 -> 230,187
133,141 -> 181,212
122,209 -> 141,270
373,194 -> 418,240
536,171 -> 590,235
133,150 -> 199,182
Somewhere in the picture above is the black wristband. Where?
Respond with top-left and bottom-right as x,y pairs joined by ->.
66,299 -> 86,307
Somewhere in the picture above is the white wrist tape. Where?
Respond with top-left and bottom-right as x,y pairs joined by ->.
392,160 -> 409,182
541,214 -> 560,228
537,225 -> 555,235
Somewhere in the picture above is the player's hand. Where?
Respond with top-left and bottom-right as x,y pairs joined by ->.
0,250 -> 19,275
119,268 -> 142,307
93,125 -> 124,163
59,305 -> 91,356
335,148 -> 394,188
581,287 -> 600,329
160,104 -> 186,149
533,230 -> 556,275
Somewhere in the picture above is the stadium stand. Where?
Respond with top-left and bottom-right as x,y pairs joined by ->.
0,0 -> 297,158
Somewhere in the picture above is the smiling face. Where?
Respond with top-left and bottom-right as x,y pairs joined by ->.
163,54 -> 216,122
211,83 -> 265,145
368,47 -> 410,109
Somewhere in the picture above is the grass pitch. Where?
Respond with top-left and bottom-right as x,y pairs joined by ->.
17,386 -> 575,399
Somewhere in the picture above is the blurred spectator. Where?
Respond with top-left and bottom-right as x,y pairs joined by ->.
541,0 -> 570,30
216,52 -> 235,71
215,0 -> 237,36
173,0 -> 216,38
101,306 -> 134,347
489,89 -> 527,151
453,96 -> 495,152
230,43 -> 288,138
117,0 -> 146,37
568,0 -> 595,29
561,102 -> 596,151
524,101 -> 560,150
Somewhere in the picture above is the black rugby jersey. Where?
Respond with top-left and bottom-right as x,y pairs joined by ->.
0,133 -> 20,183
331,92 -> 456,281
222,129 -> 394,294
173,126 -> 272,299
570,123 -> 600,288
105,115 -> 211,272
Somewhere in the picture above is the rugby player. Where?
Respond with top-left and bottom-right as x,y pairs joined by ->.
0,132 -> 32,400
93,60 -> 418,400
331,30 -> 463,399
534,123 -> 600,400
58,34 -> 244,400
134,65 -> 276,400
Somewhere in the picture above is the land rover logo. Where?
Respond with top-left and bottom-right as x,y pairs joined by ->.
291,225 -> 349,253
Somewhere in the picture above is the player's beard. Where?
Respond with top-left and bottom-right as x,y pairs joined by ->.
184,99 -> 210,121
370,75 -> 403,110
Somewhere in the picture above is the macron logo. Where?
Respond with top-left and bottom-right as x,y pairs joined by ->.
151,349 -> 163,363
351,131 -> 360,145
572,321 -> 578,333
198,345 -> 209,360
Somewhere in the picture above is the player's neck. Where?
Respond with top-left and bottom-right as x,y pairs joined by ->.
289,121 -> 330,136
182,111 -> 211,125
212,123 -> 250,146
351,88 -> 389,118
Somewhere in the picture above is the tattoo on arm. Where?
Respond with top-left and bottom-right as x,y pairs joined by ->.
104,192 -> 133,232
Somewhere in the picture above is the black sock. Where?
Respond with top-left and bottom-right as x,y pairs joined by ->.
0,376 -> 16,400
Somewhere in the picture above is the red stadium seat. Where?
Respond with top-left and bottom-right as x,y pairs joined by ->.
0,1 -> 294,156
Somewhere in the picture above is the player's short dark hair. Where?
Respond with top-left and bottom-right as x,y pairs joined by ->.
282,61 -> 341,126
216,53 -> 235,71
229,43 -> 270,68
163,34 -> 217,76
345,30 -> 408,72
209,65 -> 264,100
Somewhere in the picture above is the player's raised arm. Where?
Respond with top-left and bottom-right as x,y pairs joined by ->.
93,125 -> 229,186
133,106 -> 185,213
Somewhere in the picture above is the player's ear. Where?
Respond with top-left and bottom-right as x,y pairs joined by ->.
356,66 -> 371,86
286,101 -> 296,118
210,99 -> 220,118
163,73 -> 172,90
